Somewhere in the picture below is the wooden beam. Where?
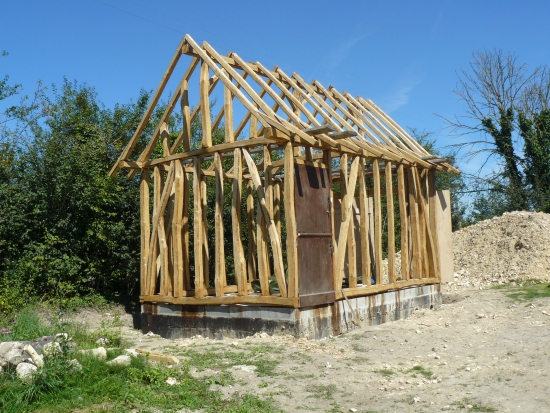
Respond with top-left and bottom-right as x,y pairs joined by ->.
284,142 -> 298,298
359,159 -> 371,287
193,157 -> 206,298
232,149 -> 248,296
140,170 -> 150,296
334,157 -> 360,289
386,161 -> 396,283
214,153 -> 225,297
172,160 -> 185,297
408,166 -> 422,278
373,159 -> 383,285
247,181 -> 257,282
397,164 -> 410,281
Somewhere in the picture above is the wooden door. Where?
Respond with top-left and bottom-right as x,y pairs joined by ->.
294,163 -> 335,307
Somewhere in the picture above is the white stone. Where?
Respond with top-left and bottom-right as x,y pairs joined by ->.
0,341 -> 27,368
107,355 -> 131,367
166,377 -> 179,385
125,348 -> 139,357
16,362 -> 37,383
79,347 -> 107,360
350,408 -> 358,412
95,337 -> 109,345
68,359 -> 82,371
232,365 -> 257,373
325,361 -> 332,368
42,342 -> 62,357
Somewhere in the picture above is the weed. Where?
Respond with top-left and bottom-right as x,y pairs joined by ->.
493,280 -> 550,302
408,365 -> 433,378
306,384 -> 338,400
451,398 -> 497,412
352,343 -> 367,353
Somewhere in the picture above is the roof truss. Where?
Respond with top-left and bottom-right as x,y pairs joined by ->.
110,34 -> 459,178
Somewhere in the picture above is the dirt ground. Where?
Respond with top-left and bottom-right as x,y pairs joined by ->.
84,285 -> 550,413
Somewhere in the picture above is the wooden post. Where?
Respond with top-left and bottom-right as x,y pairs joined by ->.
257,197 -> 270,296
140,170 -> 150,296
214,153 -> 225,297
335,157 -> 360,289
408,166 -> 421,278
324,149 -> 337,286
180,79 -> 191,152
200,60 -> 212,148
428,170 -> 440,279
182,167 -> 191,291
247,180 -> 257,282
284,142 -> 298,298
232,149 -> 248,296
147,167 -> 161,295
372,159 -> 383,285
172,160 -> 184,297
274,182 -> 281,241
193,157 -> 206,298
359,158 -> 371,287
224,84 -> 234,143
422,169 -> 430,278
385,161 -> 396,283
397,164 -> 410,281
201,173 -> 209,290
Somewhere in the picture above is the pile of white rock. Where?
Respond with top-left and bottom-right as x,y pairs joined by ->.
0,334 -> 132,383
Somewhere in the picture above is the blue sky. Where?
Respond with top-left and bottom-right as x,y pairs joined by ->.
2,0 -> 549,175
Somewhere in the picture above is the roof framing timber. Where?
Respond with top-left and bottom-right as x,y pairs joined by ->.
110,35 -> 460,178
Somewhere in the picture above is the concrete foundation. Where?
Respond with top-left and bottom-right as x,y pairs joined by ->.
141,284 -> 441,340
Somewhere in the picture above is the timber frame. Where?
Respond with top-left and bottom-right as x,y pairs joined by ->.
111,35 -> 459,309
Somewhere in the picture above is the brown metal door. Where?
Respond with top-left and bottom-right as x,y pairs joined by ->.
294,163 -> 335,307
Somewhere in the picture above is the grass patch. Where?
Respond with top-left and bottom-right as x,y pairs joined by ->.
408,365 -> 433,378
493,280 -> 550,302
352,343 -> 367,353
183,345 -> 281,377
306,384 -> 338,400
0,307 -> 282,413
375,369 -> 394,377
449,398 -> 497,412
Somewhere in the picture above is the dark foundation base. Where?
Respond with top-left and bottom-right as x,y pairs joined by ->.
141,284 -> 441,340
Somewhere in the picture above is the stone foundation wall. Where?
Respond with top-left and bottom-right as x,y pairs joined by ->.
141,284 -> 441,340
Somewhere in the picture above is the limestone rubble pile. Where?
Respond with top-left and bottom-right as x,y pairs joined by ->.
450,211 -> 550,289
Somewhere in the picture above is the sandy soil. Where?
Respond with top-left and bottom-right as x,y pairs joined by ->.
81,285 -> 550,413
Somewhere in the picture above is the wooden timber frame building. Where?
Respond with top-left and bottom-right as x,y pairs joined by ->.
110,35 -> 459,327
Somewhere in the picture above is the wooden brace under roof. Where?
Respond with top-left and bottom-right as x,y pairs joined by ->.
109,34 -> 460,178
